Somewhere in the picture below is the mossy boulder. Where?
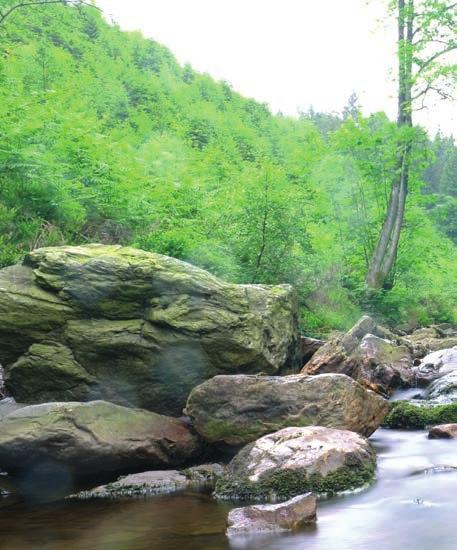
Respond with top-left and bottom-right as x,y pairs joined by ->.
185,373 -> 389,446
383,400 -> 457,429
0,401 -> 201,478
0,244 -> 299,415
214,426 -> 376,501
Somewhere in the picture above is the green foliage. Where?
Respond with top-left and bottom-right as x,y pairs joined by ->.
0,2 -> 455,333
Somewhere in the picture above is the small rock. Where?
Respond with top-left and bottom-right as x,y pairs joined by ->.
428,424 -> 457,439
226,493 -> 317,536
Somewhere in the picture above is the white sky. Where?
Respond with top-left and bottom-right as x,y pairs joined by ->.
96,0 -> 456,136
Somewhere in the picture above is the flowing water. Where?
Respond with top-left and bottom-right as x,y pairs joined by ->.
0,427 -> 456,550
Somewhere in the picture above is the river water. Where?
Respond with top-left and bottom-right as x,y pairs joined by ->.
0,426 -> 456,550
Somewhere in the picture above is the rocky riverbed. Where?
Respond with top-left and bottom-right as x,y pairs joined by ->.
0,427 -> 455,549
0,244 -> 456,548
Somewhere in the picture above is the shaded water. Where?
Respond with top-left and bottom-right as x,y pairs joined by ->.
0,428 -> 456,550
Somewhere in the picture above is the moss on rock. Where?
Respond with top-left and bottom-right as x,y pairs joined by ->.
383,400 -> 457,429
215,462 -> 376,501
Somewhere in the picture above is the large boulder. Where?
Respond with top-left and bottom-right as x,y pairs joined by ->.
0,401 -> 201,478
0,245 -> 299,415
302,316 -> 413,395
226,494 -> 317,535
413,348 -> 457,386
185,373 -> 389,446
215,426 -> 376,501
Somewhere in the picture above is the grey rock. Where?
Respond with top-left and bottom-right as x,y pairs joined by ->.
226,493 -> 317,535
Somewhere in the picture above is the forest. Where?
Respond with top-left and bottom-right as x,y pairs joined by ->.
0,1 -> 456,334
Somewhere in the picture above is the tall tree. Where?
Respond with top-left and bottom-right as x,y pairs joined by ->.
366,0 -> 457,289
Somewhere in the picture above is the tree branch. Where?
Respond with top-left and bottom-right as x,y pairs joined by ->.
415,44 -> 457,76
0,0 -> 98,27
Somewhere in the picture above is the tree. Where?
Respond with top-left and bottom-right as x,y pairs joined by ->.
342,91 -> 361,120
366,0 -> 457,289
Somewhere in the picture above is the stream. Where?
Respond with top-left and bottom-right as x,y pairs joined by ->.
0,425 -> 455,550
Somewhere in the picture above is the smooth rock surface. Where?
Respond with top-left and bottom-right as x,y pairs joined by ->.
0,401 -> 201,477
428,424 -> 457,439
0,244 -> 299,415
215,426 -> 376,501
302,316 -> 413,394
186,373 -> 389,446
226,493 -> 317,535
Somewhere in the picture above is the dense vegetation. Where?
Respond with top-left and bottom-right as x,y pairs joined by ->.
0,2 -> 456,334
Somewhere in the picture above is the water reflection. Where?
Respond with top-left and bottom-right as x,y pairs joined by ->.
0,429 -> 455,550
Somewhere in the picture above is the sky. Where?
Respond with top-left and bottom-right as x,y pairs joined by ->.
96,0 -> 456,136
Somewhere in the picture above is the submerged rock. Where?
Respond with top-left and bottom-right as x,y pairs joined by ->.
428,424 -> 457,439
302,316 -> 413,395
215,426 -> 376,501
0,401 -> 201,478
0,244 -> 299,415
185,373 -> 388,446
226,493 -> 317,535
71,464 -> 225,500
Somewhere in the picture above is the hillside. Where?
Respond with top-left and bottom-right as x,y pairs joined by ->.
0,2 -> 456,333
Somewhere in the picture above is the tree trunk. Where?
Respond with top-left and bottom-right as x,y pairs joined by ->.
366,0 -> 414,290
